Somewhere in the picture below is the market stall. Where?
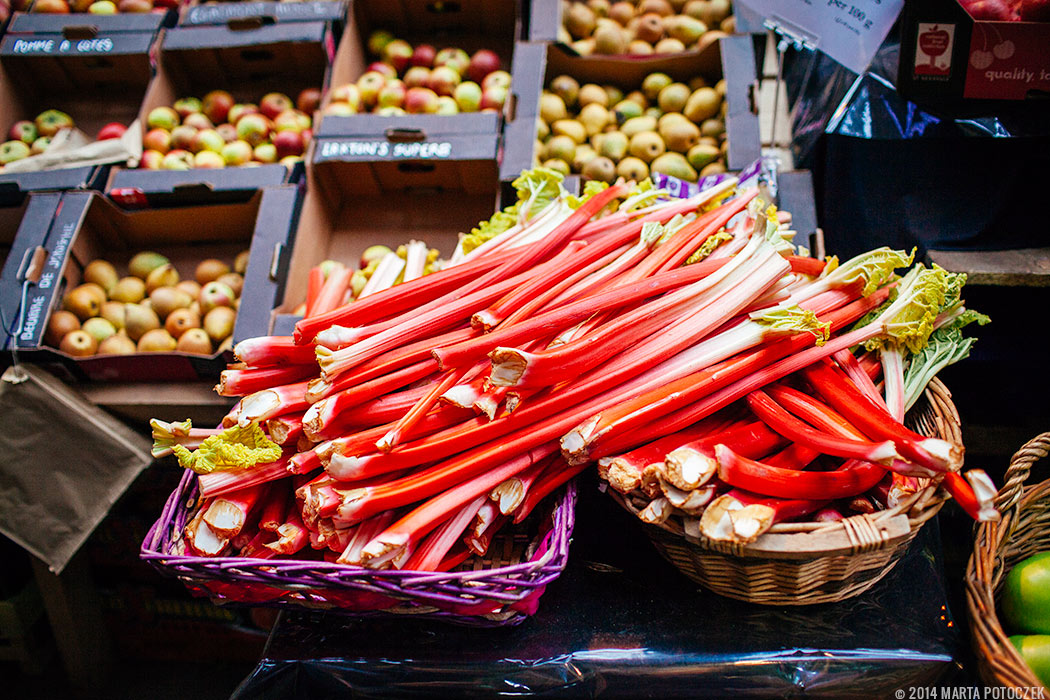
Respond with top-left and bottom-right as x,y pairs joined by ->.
1,0 -> 1048,697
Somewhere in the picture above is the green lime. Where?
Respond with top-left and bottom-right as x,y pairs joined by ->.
1003,552 -> 1050,634
1010,634 -> 1050,687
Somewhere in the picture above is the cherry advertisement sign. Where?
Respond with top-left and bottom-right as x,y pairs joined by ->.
914,22 -> 955,76
963,21 -> 1050,99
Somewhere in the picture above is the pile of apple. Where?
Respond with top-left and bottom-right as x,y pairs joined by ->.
535,71 -> 727,183
961,0 -> 1050,21
323,30 -> 510,117
560,0 -> 733,55
140,88 -> 320,170
46,251 -> 249,357
1,110 -> 127,170
31,0 -> 176,14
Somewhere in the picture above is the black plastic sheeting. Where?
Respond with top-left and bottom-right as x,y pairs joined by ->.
784,32 -> 1050,260
233,476 -> 964,699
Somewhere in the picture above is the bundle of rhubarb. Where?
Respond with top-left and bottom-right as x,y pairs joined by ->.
145,168 -> 995,614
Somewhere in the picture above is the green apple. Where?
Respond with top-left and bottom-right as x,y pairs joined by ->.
8,121 -> 38,145
221,140 -> 253,166
191,128 -> 225,154
147,106 -> 180,132
236,114 -> 271,147
453,81 -> 482,112
193,151 -> 225,169
160,150 -> 194,170
88,1 -> 117,14
30,136 -> 51,155
253,143 -> 277,163
0,140 -> 31,164
35,109 -> 74,137
173,97 -> 203,119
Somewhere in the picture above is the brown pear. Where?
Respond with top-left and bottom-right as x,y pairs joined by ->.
124,303 -> 161,342
137,328 -> 177,353
564,2 -> 597,39
149,286 -> 193,320
45,310 -> 80,347
145,263 -> 180,294
97,333 -> 137,356
176,328 -> 213,355
82,259 -> 118,294
110,276 -> 147,304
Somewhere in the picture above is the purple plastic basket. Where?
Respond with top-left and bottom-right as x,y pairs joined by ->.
141,469 -> 577,627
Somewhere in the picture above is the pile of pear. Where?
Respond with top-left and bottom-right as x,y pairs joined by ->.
560,0 -> 734,56
46,250 -> 250,357
535,71 -> 727,183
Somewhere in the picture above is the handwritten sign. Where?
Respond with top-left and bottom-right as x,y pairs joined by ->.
317,140 -> 455,161
738,0 -> 903,74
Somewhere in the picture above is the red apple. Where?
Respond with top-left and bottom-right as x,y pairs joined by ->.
182,113 -> 213,130
216,123 -> 237,143
146,106 -> 179,131
253,143 -> 277,163
411,44 -> 437,68
259,92 -> 294,120
323,103 -> 357,117
404,87 -> 440,114
466,49 -> 501,83
960,0 -> 1018,19
453,81 -> 482,112
367,61 -> 398,79
357,71 -> 387,109
202,90 -> 234,124
434,47 -> 470,76
221,140 -> 253,166
480,85 -> 508,111
273,109 -> 307,133
482,70 -> 512,91
96,122 -> 126,141
236,114 -> 271,147
8,121 -> 38,145
143,128 -> 171,153
161,149 -> 194,170
427,65 -> 461,96
301,128 -> 312,147
193,150 -> 225,168
227,103 -> 258,126
33,0 -> 70,12
140,150 -> 164,169
382,39 -> 414,74
403,66 -> 431,89
330,83 -> 362,111
296,88 -> 322,114
170,125 -> 198,151
272,129 -> 304,158
191,128 -> 224,153
377,79 -> 407,108
35,109 -> 75,137
118,0 -> 152,12
173,96 -> 202,119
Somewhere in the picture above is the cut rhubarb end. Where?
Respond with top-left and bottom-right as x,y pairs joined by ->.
966,470 -> 1001,523
728,504 -> 775,543
472,310 -> 499,332
606,459 -> 643,494
921,437 -> 965,472
640,497 -> 672,524
238,391 -> 281,426
185,510 -> 229,557
359,532 -> 410,569
202,500 -> 245,539
664,447 -> 717,491
659,479 -> 716,514
334,487 -> 370,524
492,478 -> 525,516
488,348 -> 528,388
326,453 -> 363,481
699,494 -> 744,541
441,384 -> 481,409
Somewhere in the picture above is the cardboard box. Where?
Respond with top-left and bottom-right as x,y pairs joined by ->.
270,143 -> 499,335
316,0 -> 522,144
500,35 -> 761,184
107,21 -> 335,207
2,185 -> 301,380
0,28 -> 153,198
899,0 -> 1050,102
0,191 -> 62,351
6,7 -> 176,35
178,0 -> 348,28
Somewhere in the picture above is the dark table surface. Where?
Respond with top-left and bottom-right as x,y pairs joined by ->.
230,472 -> 975,699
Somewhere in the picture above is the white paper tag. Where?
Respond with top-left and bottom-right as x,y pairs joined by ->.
739,0 -> 904,75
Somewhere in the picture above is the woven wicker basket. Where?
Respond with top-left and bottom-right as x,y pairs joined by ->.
141,472 -> 577,627
608,377 -> 959,605
966,432 -> 1050,691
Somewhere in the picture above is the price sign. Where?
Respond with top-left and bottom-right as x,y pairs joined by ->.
738,0 -> 904,74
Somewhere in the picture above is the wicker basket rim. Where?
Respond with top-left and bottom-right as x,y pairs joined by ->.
608,376 -> 959,559
965,431 -> 1050,692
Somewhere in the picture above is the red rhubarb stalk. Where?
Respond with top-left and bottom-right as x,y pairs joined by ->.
197,455 -> 292,499
304,265 -> 325,318
402,496 -> 487,571
202,483 -> 266,538
238,381 -> 311,425
234,336 -> 318,367
715,445 -> 887,500
217,364 -> 317,397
